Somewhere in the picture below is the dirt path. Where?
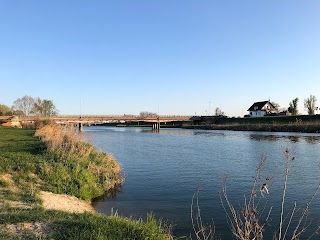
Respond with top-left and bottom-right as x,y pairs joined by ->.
40,191 -> 96,213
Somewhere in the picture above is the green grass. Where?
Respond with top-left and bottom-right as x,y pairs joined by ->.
0,126 -> 122,201
0,126 -> 173,239
0,208 -> 172,240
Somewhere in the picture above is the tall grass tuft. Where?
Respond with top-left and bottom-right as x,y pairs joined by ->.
192,148 -> 320,239
35,124 -> 123,201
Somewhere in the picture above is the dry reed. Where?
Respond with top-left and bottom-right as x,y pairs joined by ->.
35,124 -> 123,194
193,148 -> 320,240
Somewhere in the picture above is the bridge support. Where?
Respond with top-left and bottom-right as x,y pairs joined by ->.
152,122 -> 160,131
79,122 -> 83,132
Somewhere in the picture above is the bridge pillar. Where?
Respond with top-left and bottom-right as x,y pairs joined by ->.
152,122 -> 160,131
79,122 -> 83,132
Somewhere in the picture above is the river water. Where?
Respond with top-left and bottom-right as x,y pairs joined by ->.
84,126 -> 320,239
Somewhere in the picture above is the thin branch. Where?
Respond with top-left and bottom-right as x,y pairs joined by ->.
279,148 -> 290,240
282,201 -> 296,240
292,184 -> 320,239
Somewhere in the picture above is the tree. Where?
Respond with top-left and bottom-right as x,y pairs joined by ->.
41,99 -> 58,117
12,96 -> 58,117
33,97 -> 43,117
288,98 -> 299,115
215,107 -> 225,116
12,95 -> 35,116
139,112 -> 158,118
304,94 -> 317,115
271,102 -> 280,111
0,104 -> 11,116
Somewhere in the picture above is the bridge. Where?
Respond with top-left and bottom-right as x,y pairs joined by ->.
6,115 -> 192,131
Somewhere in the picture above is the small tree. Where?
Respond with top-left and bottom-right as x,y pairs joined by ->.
215,107 -> 225,116
0,104 -> 11,116
271,102 -> 280,111
33,97 -> 43,117
304,95 -> 317,115
288,98 -> 299,115
41,99 -> 58,117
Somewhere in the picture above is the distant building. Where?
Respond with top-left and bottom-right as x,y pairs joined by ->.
247,101 -> 277,117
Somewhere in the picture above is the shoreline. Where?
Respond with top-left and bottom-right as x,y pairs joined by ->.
0,126 -> 172,239
183,124 -> 320,133
97,123 -> 320,133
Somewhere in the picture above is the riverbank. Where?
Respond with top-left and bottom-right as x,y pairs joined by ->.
184,122 -> 320,133
0,126 -> 173,239
186,115 -> 320,133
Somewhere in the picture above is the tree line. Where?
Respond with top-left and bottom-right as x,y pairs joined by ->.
0,94 -> 318,117
0,95 -> 58,117
278,94 -> 318,116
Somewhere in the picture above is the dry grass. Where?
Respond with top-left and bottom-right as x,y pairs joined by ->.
192,148 -> 320,240
35,124 -> 123,200
218,155 -> 272,240
35,124 -> 90,157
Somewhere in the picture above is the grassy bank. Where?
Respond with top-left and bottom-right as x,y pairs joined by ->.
0,208 -> 171,240
185,122 -> 320,133
34,124 -> 123,201
0,126 -> 173,239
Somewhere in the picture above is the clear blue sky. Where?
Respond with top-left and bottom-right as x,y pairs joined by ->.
1,1 -> 320,116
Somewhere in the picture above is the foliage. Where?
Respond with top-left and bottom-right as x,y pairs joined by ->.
0,125 -> 123,201
304,94 -> 317,115
33,98 -> 59,117
288,98 -> 299,115
140,111 -> 158,118
34,124 -> 124,201
215,107 -> 225,116
0,104 -> 11,116
0,126 -> 172,239
12,95 -> 58,117
271,102 -> 280,111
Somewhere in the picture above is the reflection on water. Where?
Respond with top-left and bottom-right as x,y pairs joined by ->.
193,131 -> 225,137
93,185 -> 123,201
85,126 -> 320,144
248,133 -> 320,144
305,136 -> 320,144
85,126 -> 320,239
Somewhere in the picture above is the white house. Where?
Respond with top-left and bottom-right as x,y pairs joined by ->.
247,101 -> 277,117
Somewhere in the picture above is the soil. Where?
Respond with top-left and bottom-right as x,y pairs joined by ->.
40,191 -> 96,213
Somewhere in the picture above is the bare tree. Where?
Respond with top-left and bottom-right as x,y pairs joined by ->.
12,95 -> 35,116
12,96 -> 58,117
139,111 -> 158,118
304,95 -> 317,115
288,98 -> 299,115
